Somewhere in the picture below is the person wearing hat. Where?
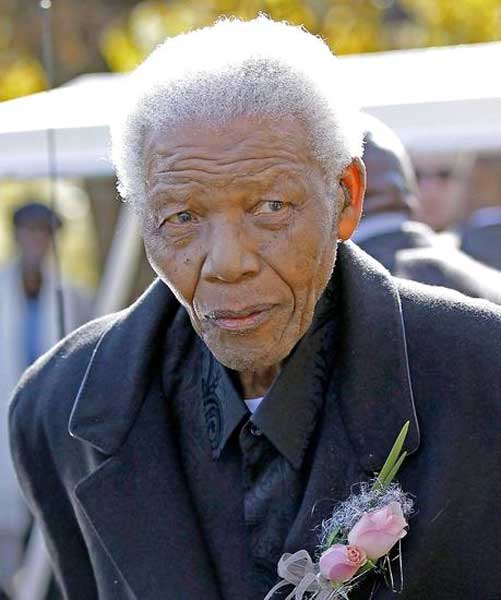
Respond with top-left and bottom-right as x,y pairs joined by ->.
355,115 -> 501,304
0,202 -> 92,597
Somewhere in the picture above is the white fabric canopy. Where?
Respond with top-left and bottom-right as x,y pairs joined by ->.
1,41 -> 500,178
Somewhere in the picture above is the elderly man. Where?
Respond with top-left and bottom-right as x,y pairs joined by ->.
355,115 -> 501,303
9,17 -> 501,600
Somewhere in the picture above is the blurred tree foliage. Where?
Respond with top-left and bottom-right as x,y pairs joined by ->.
0,0 -> 500,99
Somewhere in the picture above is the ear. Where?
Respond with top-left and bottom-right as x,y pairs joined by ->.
337,157 -> 366,241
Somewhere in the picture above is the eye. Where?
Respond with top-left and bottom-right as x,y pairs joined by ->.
254,200 -> 287,215
165,211 -> 196,225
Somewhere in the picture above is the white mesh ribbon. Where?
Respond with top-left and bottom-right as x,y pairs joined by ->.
264,550 -> 339,600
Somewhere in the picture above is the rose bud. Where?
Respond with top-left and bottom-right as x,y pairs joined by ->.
348,501 -> 407,560
319,544 -> 367,583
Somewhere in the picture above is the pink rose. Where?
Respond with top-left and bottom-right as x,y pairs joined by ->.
319,544 -> 367,583
348,501 -> 407,560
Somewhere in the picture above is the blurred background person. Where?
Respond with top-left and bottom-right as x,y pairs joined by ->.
0,202 -> 92,597
354,113 -> 427,271
354,114 -> 501,304
458,153 -> 501,270
413,157 -> 472,233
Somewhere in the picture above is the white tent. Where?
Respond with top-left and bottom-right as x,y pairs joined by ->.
0,74 -> 127,178
347,41 -> 501,157
1,41 -> 501,178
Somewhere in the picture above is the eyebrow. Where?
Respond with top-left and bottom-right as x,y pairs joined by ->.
148,170 -> 309,214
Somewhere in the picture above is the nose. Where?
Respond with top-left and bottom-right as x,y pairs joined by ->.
201,219 -> 260,283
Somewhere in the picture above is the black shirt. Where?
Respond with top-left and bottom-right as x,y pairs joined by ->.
162,285 -> 337,599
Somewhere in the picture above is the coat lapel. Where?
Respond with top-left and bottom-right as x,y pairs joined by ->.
283,241 -> 420,563
68,280 -> 221,599
334,241 -> 420,472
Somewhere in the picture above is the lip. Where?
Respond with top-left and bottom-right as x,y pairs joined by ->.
205,303 -> 276,332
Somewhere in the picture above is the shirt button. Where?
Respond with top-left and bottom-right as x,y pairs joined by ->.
250,424 -> 262,437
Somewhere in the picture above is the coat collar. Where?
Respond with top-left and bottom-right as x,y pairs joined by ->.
200,349 -> 248,459
250,279 -> 338,469
333,241 -> 420,472
69,241 -> 420,470
68,279 -> 179,454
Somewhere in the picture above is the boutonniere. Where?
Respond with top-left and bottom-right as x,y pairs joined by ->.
265,422 -> 413,600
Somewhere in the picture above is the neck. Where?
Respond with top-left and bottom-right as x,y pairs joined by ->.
237,363 -> 281,399
21,264 -> 43,297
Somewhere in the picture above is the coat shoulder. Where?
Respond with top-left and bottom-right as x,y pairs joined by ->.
395,246 -> 501,304
396,277 -> 501,371
9,311 -> 121,438
397,275 -> 501,324
395,277 -> 501,434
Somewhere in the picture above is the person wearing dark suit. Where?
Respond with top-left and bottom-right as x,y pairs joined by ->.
460,207 -> 501,270
355,115 -> 501,303
9,17 -> 501,600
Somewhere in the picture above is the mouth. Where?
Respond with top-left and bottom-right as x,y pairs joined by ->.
204,303 -> 276,332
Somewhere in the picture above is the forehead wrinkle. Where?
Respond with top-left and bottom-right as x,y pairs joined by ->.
150,163 -> 309,194
155,158 -> 286,178
146,122 -> 312,172
149,143 -> 306,173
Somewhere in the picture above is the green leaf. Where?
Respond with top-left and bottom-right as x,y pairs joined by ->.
325,527 -> 341,549
381,450 -> 408,487
374,421 -> 410,490
356,561 -> 376,576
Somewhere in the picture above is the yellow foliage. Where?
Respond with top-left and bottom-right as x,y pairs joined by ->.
95,0 -> 501,74
129,1 -> 203,51
261,0 -> 318,31
403,0 -> 501,45
0,56 -> 46,101
100,24 -> 143,73
320,3 -> 381,55
2,0 -> 501,99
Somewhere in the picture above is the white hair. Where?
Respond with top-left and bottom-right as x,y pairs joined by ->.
111,16 -> 363,215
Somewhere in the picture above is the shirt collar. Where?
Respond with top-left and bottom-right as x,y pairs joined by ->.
251,282 -> 337,469
201,347 -> 248,460
201,278 -> 338,469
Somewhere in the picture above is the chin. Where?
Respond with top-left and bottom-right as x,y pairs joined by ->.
203,337 -> 291,372
195,310 -> 310,372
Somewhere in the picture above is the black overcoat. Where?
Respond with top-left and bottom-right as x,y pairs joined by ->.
461,220 -> 501,271
358,220 -> 501,303
9,242 -> 501,599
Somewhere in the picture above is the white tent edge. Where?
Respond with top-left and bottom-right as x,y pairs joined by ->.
1,40 -> 501,179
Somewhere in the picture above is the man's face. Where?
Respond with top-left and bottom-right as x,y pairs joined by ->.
415,168 -> 461,231
15,220 -> 52,270
362,141 -> 416,216
142,115 -> 340,371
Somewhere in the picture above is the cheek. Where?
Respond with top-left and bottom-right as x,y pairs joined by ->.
143,233 -> 204,307
261,206 -> 336,295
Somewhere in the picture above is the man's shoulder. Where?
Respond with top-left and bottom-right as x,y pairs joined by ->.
9,312 -> 121,436
9,278 -> 175,441
396,276 -> 501,350
395,246 -> 501,304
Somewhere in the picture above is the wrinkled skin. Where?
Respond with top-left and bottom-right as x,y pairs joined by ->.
142,115 -> 364,395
